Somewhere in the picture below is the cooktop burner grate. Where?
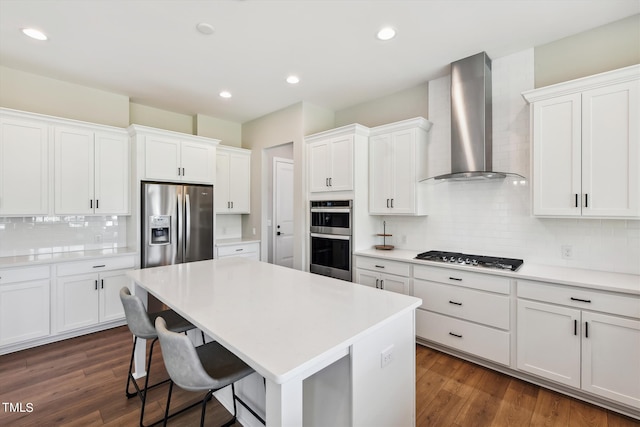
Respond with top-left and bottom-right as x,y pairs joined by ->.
414,250 -> 524,271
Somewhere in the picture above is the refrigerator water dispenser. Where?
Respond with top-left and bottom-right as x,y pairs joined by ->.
149,215 -> 171,245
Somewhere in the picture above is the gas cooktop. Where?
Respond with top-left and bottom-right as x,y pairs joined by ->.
414,250 -> 524,271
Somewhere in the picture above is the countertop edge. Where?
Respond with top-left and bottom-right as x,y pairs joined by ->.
354,249 -> 640,296
0,248 -> 138,269
215,238 -> 261,247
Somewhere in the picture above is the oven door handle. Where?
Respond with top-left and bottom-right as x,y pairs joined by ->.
310,233 -> 351,240
310,208 -> 352,214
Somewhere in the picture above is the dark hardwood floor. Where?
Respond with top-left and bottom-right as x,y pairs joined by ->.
0,326 -> 637,426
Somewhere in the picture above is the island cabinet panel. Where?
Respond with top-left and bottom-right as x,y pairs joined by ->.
517,279 -> 640,409
0,115 -> 49,215
0,266 -> 50,347
523,65 -> 640,218
351,309 -> 416,427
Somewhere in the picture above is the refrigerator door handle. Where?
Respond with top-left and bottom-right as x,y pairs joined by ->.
177,192 -> 183,261
185,193 -> 191,260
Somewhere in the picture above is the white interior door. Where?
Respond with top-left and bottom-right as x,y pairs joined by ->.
274,157 -> 294,268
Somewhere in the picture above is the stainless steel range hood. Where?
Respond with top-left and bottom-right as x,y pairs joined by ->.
432,52 -> 513,181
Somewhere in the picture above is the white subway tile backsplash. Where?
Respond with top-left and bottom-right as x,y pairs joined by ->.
0,216 -> 127,257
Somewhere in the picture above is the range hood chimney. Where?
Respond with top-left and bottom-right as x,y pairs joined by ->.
433,52 -> 509,181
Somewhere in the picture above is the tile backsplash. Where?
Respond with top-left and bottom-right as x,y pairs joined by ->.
0,215 -> 127,257
381,48 -> 639,276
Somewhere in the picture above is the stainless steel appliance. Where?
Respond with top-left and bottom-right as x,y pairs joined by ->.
141,181 -> 214,310
428,52 -> 523,181
310,200 -> 352,281
414,250 -> 523,271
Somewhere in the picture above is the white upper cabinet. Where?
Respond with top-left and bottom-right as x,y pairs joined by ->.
306,124 -> 369,193
216,146 -> 251,214
369,117 -> 432,215
0,114 -> 49,215
135,126 -> 218,184
523,65 -> 639,218
54,125 -> 129,215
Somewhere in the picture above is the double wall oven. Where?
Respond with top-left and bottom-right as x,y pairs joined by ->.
309,200 -> 352,281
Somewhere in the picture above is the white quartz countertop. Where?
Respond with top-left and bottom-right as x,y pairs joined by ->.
0,247 -> 138,269
354,248 -> 640,296
127,257 -> 422,383
215,238 -> 261,247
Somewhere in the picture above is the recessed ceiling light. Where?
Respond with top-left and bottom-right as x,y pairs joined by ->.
196,22 -> 215,35
376,27 -> 396,41
22,28 -> 48,41
286,75 -> 300,84
219,91 -> 232,99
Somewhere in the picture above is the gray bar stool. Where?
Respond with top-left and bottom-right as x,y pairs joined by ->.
155,316 -> 265,426
119,287 -> 199,427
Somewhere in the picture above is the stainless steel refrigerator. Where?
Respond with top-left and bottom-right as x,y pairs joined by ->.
141,181 -> 214,310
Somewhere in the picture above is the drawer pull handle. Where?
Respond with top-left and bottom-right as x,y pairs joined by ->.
93,265 -> 106,268
570,297 -> 591,303
449,332 -> 462,338
374,265 -> 385,269
449,300 -> 462,306
235,249 -> 243,252
449,277 -> 462,281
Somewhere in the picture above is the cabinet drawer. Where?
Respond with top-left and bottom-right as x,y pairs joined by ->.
0,265 -> 50,284
414,279 -> 510,329
217,243 -> 259,258
56,255 -> 135,277
518,280 -> 640,319
416,309 -> 510,366
354,257 -> 410,277
413,265 -> 510,294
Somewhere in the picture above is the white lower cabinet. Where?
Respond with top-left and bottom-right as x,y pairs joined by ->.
517,280 -> 640,409
413,265 -> 511,366
216,241 -> 260,260
0,266 -> 50,347
354,256 -> 410,294
55,255 -> 135,333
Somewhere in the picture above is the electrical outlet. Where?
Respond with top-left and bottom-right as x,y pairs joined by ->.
94,234 -> 102,243
561,245 -> 573,259
381,345 -> 394,368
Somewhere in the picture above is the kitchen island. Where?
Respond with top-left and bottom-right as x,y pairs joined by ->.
127,257 -> 422,427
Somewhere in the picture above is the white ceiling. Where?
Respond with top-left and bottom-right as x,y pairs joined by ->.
0,0 -> 638,123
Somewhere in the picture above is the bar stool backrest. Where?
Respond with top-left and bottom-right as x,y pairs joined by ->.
119,287 -> 157,340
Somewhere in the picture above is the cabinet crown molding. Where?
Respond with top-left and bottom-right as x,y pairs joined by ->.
522,64 -> 640,103
369,117 -> 433,136
0,107 -> 127,134
217,144 -> 251,154
127,124 -> 220,145
305,123 -> 370,142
